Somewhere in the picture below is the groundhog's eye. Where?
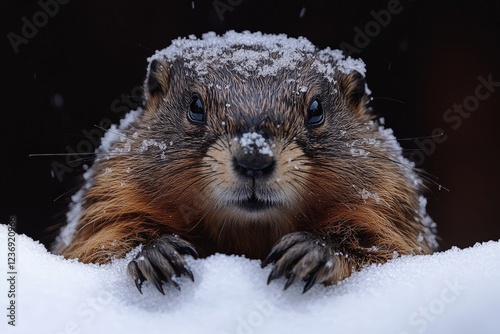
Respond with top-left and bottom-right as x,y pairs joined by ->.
307,97 -> 324,126
188,94 -> 205,123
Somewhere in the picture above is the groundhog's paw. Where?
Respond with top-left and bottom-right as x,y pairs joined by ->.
127,235 -> 198,294
261,232 -> 338,293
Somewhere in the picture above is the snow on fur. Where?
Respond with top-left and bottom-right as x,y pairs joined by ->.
148,31 -> 366,80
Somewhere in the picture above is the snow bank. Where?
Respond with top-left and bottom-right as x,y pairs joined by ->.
1,224 -> 499,334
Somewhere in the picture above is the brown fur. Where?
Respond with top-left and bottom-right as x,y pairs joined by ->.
53,39 -> 437,292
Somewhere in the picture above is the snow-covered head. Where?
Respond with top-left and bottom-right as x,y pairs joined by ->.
61,31 -> 436,261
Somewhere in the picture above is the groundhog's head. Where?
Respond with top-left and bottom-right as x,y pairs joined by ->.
108,31 -> 423,256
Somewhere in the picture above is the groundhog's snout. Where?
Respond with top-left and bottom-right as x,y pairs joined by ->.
231,131 -> 276,180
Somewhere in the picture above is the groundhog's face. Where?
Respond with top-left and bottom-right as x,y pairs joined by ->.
131,49 -> 373,234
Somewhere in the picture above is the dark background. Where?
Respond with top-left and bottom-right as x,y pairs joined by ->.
1,0 -> 499,251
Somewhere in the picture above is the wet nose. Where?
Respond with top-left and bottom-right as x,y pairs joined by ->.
233,155 -> 275,178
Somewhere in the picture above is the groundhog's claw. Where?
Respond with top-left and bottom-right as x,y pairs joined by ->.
127,235 -> 198,294
262,231 -> 338,293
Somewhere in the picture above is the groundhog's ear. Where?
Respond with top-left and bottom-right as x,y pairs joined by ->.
145,58 -> 170,106
339,71 -> 368,111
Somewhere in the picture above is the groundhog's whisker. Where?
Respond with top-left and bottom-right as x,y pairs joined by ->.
395,134 -> 445,142
371,96 -> 406,104
330,133 -> 444,144
53,185 -> 83,203
29,153 -> 96,157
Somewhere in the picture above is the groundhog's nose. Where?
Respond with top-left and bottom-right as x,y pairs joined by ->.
233,155 -> 275,179
232,132 -> 275,179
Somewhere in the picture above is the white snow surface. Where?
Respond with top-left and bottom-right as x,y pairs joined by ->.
2,224 -> 499,334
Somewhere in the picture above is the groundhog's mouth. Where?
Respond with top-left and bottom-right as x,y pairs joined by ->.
236,194 -> 275,212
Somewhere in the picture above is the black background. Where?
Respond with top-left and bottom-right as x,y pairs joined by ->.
1,0 -> 499,251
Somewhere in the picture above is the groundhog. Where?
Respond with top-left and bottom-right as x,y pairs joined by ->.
53,31 -> 438,294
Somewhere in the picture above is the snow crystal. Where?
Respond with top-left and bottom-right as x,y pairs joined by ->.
364,83 -> 372,96
417,233 -> 424,243
140,138 -> 167,153
2,225 -> 499,334
148,31 -> 365,82
346,136 -> 381,157
299,7 -> 306,18
359,188 -> 381,203
52,93 -> 64,108
350,147 -> 370,157
239,132 -> 274,157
